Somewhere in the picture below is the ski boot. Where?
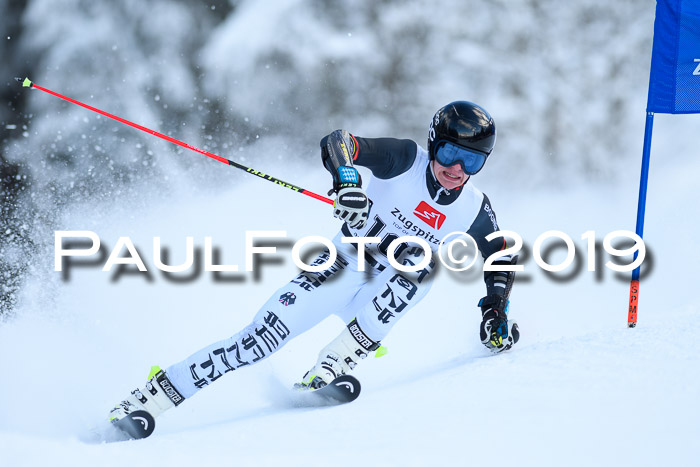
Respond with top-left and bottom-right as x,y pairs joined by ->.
295,319 -> 386,390
109,365 -> 185,439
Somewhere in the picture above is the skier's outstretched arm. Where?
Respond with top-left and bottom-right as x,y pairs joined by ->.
467,194 -> 520,354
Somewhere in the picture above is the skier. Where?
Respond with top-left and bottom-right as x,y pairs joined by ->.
109,101 -> 519,427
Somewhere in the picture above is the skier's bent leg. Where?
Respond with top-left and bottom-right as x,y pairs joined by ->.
300,252 -> 436,387
354,264 -> 435,342
108,309 -> 293,424
110,249 -> 366,421
166,309 -> 293,399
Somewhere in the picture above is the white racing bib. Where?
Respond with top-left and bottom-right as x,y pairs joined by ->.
344,146 -> 485,268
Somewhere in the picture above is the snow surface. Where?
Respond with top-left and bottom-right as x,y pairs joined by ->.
1,126 -> 699,466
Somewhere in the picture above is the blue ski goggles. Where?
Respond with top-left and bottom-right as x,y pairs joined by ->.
434,141 -> 488,175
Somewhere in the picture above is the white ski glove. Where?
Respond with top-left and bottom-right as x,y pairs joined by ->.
334,183 -> 370,229
321,130 -> 370,229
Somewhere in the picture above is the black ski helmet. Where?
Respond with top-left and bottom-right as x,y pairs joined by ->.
428,101 -> 496,173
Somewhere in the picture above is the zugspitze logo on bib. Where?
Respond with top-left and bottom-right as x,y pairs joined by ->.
413,201 -> 446,229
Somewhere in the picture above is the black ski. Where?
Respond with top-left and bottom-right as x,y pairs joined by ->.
294,375 -> 361,406
111,410 -> 156,440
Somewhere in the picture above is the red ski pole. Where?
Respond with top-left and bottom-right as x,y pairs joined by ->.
15,77 -> 334,206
